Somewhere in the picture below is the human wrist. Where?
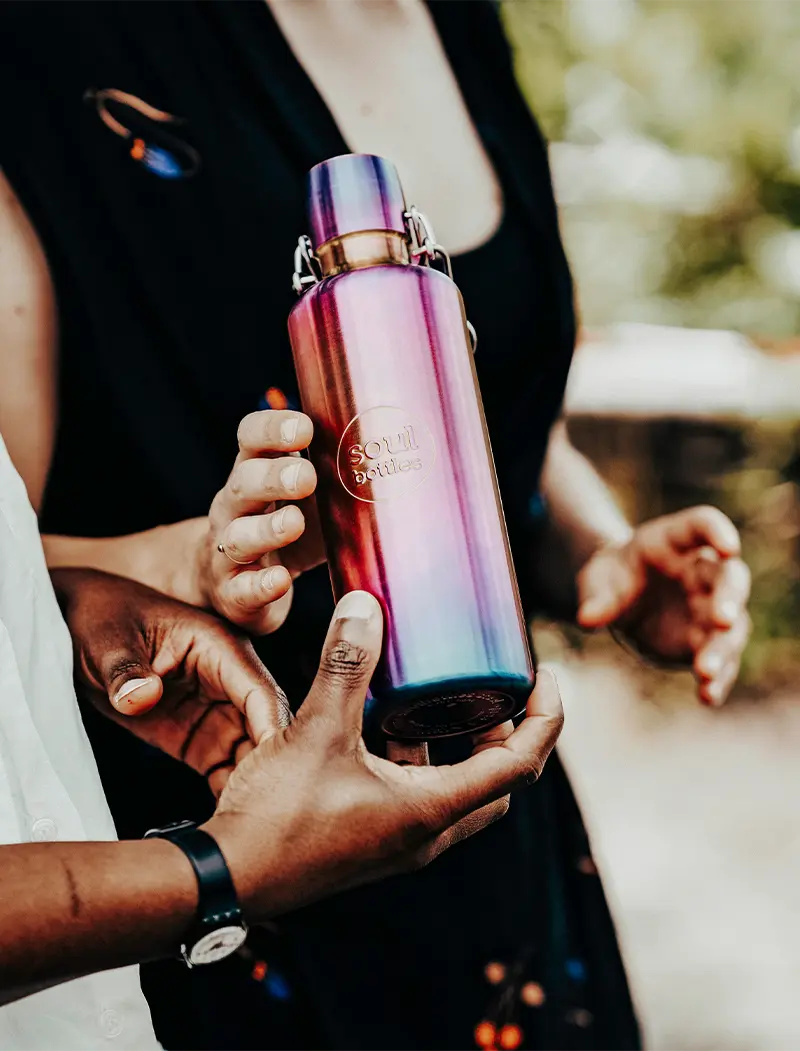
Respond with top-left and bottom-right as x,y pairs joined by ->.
186,516 -> 214,608
199,813 -> 269,924
579,524 -> 635,569
44,523 -> 210,610
144,517 -> 210,608
145,821 -> 252,965
135,838 -> 200,951
572,533 -> 637,631
63,837 -> 199,964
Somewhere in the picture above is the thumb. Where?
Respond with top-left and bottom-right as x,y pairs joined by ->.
300,590 -> 383,739
101,646 -> 164,715
577,544 -> 643,629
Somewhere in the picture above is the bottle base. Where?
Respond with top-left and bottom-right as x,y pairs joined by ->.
381,690 -> 525,741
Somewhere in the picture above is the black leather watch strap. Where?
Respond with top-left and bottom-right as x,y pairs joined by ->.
145,820 -> 246,966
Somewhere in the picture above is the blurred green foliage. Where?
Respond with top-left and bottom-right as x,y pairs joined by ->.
502,0 -> 800,692
503,0 -> 800,334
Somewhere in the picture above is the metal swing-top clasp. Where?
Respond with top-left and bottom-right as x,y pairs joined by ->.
292,235 -> 322,296
402,207 -> 477,353
403,206 -> 454,280
291,209 -> 477,353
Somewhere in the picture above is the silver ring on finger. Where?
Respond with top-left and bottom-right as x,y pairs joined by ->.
217,541 -> 256,566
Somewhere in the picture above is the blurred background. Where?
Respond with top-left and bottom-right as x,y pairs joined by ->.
501,1 -> 800,1047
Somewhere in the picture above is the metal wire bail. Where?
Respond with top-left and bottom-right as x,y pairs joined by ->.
466,321 -> 478,354
292,235 -> 321,295
291,214 -> 477,353
403,206 -> 453,279
404,207 -> 477,354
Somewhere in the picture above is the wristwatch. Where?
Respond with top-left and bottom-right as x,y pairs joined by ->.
144,819 -> 248,967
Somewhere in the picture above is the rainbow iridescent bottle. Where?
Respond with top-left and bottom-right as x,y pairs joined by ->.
288,154 -> 534,739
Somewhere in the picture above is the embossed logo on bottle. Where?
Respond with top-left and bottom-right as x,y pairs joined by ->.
337,405 -> 435,503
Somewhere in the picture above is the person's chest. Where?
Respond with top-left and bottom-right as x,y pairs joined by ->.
15,2 -> 559,458
10,0 -> 508,309
41,1 -> 503,258
267,0 -> 504,253
21,3 -> 509,409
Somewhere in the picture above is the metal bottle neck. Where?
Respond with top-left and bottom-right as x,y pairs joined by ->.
292,207 -> 453,294
316,230 -> 410,277
290,206 -> 477,354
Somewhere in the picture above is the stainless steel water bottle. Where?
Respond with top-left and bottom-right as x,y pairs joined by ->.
288,153 -> 534,739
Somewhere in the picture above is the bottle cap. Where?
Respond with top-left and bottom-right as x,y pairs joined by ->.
307,154 -> 407,250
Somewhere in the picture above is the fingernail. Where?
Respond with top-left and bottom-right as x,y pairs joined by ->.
702,654 -> 722,676
272,506 -> 288,536
280,462 -> 302,493
720,600 -> 738,623
113,678 -> 151,705
721,523 -> 740,553
334,590 -> 378,622
706,682 -> 722,706
577,602 -> 603,626
262,566 -> 281,592
281,416 -> 299,446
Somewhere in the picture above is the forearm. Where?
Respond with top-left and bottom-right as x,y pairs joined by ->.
541,421 -> 633,565
0,839 -> 196,1006
530,421 -> 633,620
43,517 -> 208,608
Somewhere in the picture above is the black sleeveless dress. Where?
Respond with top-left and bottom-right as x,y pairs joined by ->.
0,3 -> 640,1049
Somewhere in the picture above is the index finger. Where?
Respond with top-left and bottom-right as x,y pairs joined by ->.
431,668 -> 564,822
684,553 -> 751,629
209,633 -> 292,742
641,506 -> 740,561
237,409 -> 314,457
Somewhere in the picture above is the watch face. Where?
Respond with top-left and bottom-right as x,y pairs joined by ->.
188,925 -> 247,966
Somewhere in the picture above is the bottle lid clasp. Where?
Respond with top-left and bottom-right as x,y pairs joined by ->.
292,235 -> 322,296
403,206 -> 453,280
290,208 -> 476,353
292,207 -> 449,292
